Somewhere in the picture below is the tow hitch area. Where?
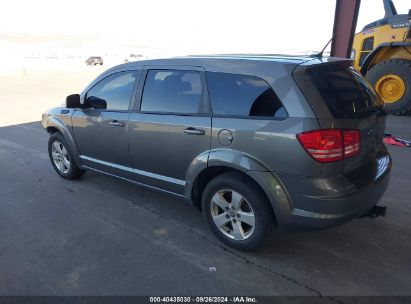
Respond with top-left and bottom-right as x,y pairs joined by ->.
358,205 -> 387,219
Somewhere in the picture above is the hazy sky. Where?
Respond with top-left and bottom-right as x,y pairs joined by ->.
0,0 -> 409,53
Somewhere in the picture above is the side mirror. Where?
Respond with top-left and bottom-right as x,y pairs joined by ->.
66,94 -> 81,108
84,96 -> 107,110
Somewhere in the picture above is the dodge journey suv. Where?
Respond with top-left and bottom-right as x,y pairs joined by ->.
42,55 -> 391,250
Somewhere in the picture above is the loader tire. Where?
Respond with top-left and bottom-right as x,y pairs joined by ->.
366,59 -> 411,115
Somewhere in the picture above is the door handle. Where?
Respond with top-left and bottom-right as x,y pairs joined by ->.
182,127 -> 205,135
108,120 -> 124,127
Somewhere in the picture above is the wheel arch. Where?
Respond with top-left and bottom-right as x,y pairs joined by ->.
186,149 -> 294,227
360,42 -> 411,75
190,165 -> 237,211
46,126 -> 60,134
43,116 -> 81,166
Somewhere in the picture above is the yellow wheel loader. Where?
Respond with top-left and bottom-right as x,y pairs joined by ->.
352,0 -> 411,114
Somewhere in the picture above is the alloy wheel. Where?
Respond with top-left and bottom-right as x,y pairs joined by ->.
210,189 -> 256,241
51,141 -> 71,174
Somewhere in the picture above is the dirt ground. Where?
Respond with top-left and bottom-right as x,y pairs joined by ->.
0,66 -> 104,127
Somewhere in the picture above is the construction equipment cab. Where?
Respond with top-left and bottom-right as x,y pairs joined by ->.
352,0 -> 411,114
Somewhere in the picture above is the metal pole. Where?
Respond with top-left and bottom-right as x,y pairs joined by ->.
330,0 -> 361,58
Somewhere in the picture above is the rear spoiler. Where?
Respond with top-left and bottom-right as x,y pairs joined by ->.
293,58 -> 352,73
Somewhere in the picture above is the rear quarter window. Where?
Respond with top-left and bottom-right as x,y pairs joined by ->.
206,72 -> 288,119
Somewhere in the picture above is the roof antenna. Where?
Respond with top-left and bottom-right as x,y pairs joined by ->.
310,36 -> 334,58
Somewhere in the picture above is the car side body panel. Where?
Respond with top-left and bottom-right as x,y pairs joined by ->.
128,114 -> 212,195
126,65 -> 212,195
210,117 -> 322,177
72,110 -> 134,179
70,69 -> 142,178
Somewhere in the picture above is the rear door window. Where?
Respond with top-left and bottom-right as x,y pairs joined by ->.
140,70 -> 205,114
206,72 -> 288,119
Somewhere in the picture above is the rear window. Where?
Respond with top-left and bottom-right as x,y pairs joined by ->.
206,72 -> 288,119
297,66 -> 383,119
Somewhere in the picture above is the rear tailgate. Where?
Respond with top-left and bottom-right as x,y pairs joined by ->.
293,60 -> 388,183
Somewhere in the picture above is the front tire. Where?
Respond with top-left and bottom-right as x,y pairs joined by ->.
48,133 -> 86,180
201,172 -> 274,251
366,59 -> 411,115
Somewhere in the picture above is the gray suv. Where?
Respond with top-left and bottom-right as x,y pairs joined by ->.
42,55 -> 392,250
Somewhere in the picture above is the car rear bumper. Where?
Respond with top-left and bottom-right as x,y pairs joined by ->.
252,153 -> 392,231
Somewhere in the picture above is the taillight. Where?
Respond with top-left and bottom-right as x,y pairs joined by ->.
297,129 -> 360,163
343,130 -> 360,157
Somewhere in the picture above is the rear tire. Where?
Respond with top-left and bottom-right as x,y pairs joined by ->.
201,172 -> 274,251
48,133 -> 86,180
366,59 -> 411,115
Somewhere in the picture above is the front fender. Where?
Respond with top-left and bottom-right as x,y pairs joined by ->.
43,112 -> 81,166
